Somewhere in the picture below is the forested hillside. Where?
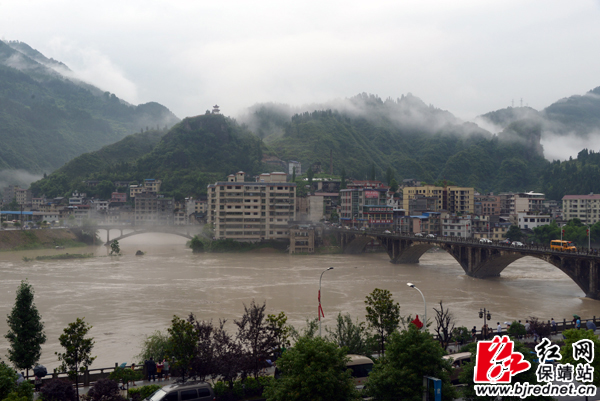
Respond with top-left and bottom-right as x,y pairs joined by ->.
479,86 -> 600,138
251,94 -> 549,193
0,40 -> 179,173
31,113 -> 265,198
541,149 -> 600,200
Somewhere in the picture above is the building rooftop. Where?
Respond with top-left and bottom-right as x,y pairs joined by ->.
563,194 -> 600,200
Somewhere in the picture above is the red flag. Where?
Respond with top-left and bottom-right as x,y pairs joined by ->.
318,290 -> 324,321
411,314 -> 423,329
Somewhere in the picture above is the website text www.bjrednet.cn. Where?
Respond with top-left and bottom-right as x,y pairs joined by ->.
475,382 -> 596,398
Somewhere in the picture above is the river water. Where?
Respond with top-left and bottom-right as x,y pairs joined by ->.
0,233 -> 598,371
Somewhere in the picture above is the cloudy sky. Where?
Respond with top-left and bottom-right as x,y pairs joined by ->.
1,0 -> 600,122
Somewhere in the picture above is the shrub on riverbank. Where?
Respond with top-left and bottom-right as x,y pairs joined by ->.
188,237 -> 288,253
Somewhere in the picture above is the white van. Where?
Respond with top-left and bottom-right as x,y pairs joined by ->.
346,354 -> 374,390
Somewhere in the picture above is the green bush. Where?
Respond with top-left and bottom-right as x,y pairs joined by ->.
212,381 -> 228,397
128,384 -> 161,401
508,321 -> 527,338
243,377 -> 261,397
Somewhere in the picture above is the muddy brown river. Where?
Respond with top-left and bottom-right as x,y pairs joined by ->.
0,233 -> 598,371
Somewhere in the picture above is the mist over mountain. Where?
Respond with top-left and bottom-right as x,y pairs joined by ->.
0,40 -> 179,180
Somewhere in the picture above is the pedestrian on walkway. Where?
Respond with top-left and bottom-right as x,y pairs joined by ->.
497,322 -> 502,335
145,357 -> 156,381
524,320 -> 530,338
163,359 -> 169,380
551,318 -> 557,334
471,326 -> 477,340
156,360 -> 164,381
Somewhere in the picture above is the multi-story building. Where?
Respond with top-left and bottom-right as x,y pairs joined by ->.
562,194 -> 600,225
289,225 -> 315,254
130,179 -> 162,198
15,188 -> 32,205
441,214 -> 473,237
402,185 -> 475,215
111,192 -> 127,203
134,192 -> 174,225
517,212 -> 553,230
288,160 -> 301,175
500,192 -> 545,216
207,171 -> 296,241
475,194 -> 501,216
340,187 -> 392,228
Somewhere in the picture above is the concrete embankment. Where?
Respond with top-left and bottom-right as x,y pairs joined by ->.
0,228 -> 87,251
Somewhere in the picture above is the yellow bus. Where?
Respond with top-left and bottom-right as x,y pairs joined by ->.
550,240 -> 577,252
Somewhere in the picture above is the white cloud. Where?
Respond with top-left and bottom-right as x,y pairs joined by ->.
46,38 -> 139,103
0,0 -> 599,127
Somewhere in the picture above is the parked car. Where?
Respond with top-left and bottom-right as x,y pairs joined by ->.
145,381 -> 214,401
511,241 -> 525,247
479,238 -> 492,244
426,234 -> 436,238
414,232 -> 424,237
360,227 -> 367,231
383,230 -> 391,234
499,238 -> 511,245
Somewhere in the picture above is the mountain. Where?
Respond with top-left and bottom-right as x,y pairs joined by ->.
479,86 -> 600,138
244,94 -> 548,192
31,113 -> 265,198
0,40 -> 179,174
32,94 -> 550,199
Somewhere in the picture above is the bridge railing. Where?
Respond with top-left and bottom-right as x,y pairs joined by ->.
332,228 -> 600,258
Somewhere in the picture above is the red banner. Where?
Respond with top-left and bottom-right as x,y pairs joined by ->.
365,191 -> 379,198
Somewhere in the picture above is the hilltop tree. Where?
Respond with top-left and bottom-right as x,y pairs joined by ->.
56,318 -> 97,399
385,166 -> 393,185
365,288 -> 401,356
5,280 -> 46,378
306,167 -> 314,187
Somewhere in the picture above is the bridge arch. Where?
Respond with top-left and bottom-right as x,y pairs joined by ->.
108,230 -> 193,244
334,230 -> 600,300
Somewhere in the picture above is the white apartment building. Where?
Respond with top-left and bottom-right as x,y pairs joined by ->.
207,171 -> 296,241
517,212 -> 553,230
562,194 -> 600,225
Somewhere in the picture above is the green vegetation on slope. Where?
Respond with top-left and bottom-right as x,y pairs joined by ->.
31,113 -> 266,199
0,40 -> 179,173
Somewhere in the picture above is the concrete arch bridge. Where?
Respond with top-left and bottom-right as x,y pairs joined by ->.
94,225 -> 203,245
334,230 -> 600,300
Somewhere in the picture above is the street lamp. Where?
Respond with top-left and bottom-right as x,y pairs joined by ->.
318,267 -> 334,336
407,283 -> 426,331
478,308 -> 492,339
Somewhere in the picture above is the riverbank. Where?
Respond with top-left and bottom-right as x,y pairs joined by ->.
0,229 -> 89,251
